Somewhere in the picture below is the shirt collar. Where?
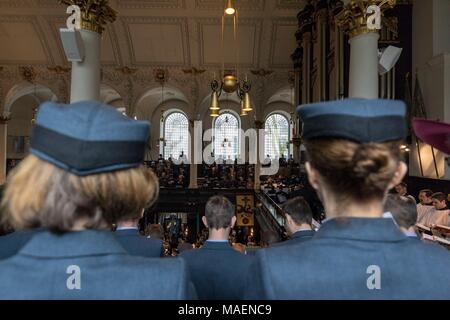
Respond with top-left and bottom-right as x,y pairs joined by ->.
116,226 -> 139,231
19,230 -> 127,258
314,217 -> 407,242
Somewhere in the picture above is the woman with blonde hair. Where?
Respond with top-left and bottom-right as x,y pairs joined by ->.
247,99 -> 450,300
0,101 -> 192,299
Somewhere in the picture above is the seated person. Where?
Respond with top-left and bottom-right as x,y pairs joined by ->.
384,194 -> 419,238
114,210 -> 163,258
180,196 -> 253,300
0,101 -> 192,299
273,197 -> 315,246
416,189 -> 435,223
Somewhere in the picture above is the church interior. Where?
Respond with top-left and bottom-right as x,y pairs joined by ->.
0,0 -> 449,301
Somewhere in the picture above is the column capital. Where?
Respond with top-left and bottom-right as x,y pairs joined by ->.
335,0 -> 396,39
60,0 -> 117,34
0,113 -> 11,125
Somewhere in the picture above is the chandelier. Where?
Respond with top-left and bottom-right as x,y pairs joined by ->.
209,0 -> 253,117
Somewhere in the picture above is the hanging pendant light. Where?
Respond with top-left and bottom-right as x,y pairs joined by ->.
225,0 -> 235,15
210,108 -> 220,117
209,91 -> 220,111
242,92 -> 252,112
240,99 -> 247,116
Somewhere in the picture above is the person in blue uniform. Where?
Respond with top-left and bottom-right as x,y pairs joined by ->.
0,101 -> 193,300
180,195 -> 253,300
272,196 -> 315,247
114,209 -> 164,258
246,99 -> 450,300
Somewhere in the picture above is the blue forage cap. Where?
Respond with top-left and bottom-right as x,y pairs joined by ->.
30,100 -> 150,176
297,98 -> 407,143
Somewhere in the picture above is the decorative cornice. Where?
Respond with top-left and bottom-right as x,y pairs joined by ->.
59,0 -> 117,34
250,69 -> 274,77
20,66 -> 37,83
182,67 -> 206,76
47,65 -> 71,74
116,66 -> 138,76
117,0 -> 185,9
335,0 -> 396,38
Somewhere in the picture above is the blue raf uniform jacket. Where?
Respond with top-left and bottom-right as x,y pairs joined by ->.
0,229 -> 192,300
0,229 -> 41,260
114,228 -> 163,258
180,241 -> 253,300
246,218 -> 450,300
272,230 -> 315,247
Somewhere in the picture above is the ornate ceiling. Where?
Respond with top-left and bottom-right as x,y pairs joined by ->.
0,0 -> 305,70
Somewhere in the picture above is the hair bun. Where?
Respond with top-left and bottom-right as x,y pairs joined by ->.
352,144 -> 390,180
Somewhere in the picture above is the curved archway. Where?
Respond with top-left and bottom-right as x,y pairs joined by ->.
4,82 -> 58,114
100,84 -> 124,111
264,112 -> 290,160
161,110 -> 190,160
4,83 -> 58,160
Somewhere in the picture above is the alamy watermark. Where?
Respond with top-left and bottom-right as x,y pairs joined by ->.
66,265 -> 81,290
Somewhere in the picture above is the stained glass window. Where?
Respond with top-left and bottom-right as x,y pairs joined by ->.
214,112 -> 240,160
164,112 -> 189,160
265,113 -> 290,160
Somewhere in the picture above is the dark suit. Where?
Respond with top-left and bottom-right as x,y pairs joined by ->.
0,230 -> 192,299
114,228 -> 163,258
246,218 -> 450,300
180,241 -> 253,300
272,230 -> 315,247
0,229 -> 41,260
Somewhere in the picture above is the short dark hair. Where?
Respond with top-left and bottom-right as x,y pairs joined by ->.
384,194 -> 417,228
397,182 -> 407,188
282,196 -> 313,225
432,192 -> 446,202
205,196 -> 235,229
419,189 -> 433,197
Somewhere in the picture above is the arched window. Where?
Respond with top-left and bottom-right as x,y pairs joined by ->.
214,112 -> 240,160
265,113 -> 290,159
163,111 -> 189,160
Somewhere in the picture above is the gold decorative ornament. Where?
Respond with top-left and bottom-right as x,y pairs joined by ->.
0,113 -> 11,124
182,67 -> 206,75
335,0 -> 396,38
20,66 -> 37,83
116,66 -> 138,76
47,66 -> 71,74
223,74 -> 238,93
59,0 -> 117,34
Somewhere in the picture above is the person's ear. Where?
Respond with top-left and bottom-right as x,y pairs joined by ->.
230,216 -> 237,228
202,216 -> 209,228
305,162 -> 320,191
388,162 -> 407,190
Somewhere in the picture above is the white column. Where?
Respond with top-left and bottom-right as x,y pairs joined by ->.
188,121 -> 198,189
70,29 -> 101,103
348,32 -> 380,99
0,121 -> 7,185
